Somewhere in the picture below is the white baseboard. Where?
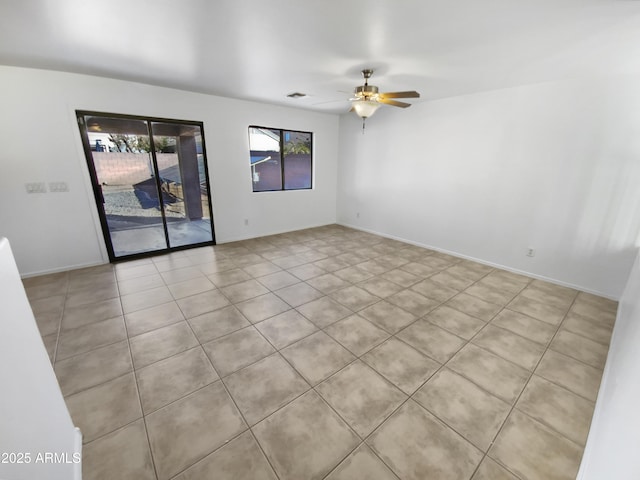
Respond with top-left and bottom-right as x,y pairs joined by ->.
18,221 -> 618,300
20,260 -> 107,279
338,222 -> 618,300
216,222 -> 336,244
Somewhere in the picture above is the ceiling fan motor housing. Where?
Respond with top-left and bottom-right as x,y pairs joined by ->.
354,84 -> 379,99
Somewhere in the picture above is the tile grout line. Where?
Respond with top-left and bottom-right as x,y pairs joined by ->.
119,270 -> 162,480
318,441 -> 402,480
182,242 -> 417,477
245,236 -> 537,476
401,270 -> 533,480
188,317 -> 284,480
432,277 -> 535,479
472,290 -> 583,479
32,226 -> 614,480
173,241 -> 326,469
51,271 -> 72,367
117,242 -> 489,478
300,268 -> 490,479
130,252 -> 249,480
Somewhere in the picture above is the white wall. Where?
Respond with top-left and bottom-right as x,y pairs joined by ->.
577,249 -> 640,479
337,77 -> 640,298
0,238 -> 81,480
0,66 -> 339,276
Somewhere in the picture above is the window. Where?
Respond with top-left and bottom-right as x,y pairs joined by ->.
249,126 -> 312,192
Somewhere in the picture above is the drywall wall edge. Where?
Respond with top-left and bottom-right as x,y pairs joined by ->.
575,247 -> 640,479
74,428 -> 82,480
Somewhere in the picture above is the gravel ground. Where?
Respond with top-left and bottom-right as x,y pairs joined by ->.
104,188 -> 183,218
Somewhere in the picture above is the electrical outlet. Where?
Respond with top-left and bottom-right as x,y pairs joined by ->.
356,212 -> 360,219
49,181 -> 69,192
25,182 -> 46,193
244,219 -> 249,226
526,248 -> 535,257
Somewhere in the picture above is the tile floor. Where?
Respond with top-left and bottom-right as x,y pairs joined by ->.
24,225 -> 617,480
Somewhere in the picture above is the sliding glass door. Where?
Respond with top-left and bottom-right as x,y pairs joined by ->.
77,112 -> 215,260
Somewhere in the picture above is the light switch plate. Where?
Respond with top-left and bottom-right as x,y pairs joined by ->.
25,182 -> 47,193
49,182 -> 69,192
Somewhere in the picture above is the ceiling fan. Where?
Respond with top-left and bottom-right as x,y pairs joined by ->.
350,69 -> 420,121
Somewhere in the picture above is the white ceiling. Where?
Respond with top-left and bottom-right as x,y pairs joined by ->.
1,0 -> 640,114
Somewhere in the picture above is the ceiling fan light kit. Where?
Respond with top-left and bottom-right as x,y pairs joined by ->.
351,99 -> 382,119
350,69 -> 420,132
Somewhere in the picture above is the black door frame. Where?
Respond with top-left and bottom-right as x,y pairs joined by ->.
76,110 -> 216,262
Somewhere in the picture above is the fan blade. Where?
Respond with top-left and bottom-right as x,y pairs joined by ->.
311,99 -> 349,106
378,98 -> 411,108
379,91 -> 420,99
